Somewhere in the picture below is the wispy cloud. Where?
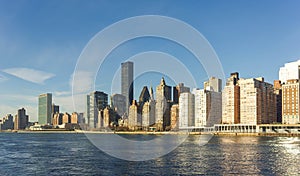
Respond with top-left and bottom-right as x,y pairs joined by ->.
0,74 -> 8,82
54,91 -> 71,97
2,67 -> 55,84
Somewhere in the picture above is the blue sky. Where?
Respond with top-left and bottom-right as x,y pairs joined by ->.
0,0 -> 300,121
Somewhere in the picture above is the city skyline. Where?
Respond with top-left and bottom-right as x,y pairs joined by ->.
1,1 -> 300,121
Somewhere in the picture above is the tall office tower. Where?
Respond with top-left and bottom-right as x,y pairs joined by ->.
170,104 -> 179,130
178,92 -> 195,129
14,108 -> 29,130
139,86 -> 150,104
204,77 -> 222,92
173,83 -> 190,104
128,100 -> 141,130
121,61 -> 134,116
155,77 -> 172,130
111,94 -> 126,117
193,88 -> 222,127
274,80 -> 282,123
222,73 -> 240,124
239,77 -> 276,125
38,93 -> 52,125
282,79 -> 300,124
279,60 -> 300,83
87,91 -> 108,129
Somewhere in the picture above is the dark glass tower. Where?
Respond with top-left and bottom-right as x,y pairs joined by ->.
121,61 -> 134,116
87,91 -> 108,128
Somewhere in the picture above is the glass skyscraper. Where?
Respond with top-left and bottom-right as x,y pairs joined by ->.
121,61 -> 134,116
38,93 -> 52,125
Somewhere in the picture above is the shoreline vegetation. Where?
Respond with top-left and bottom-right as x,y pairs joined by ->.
1,130 -> 300,137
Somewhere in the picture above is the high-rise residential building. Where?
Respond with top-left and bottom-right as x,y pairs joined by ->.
98,107 -> 115,128
38,93 -> 52,125
62,112 -> 71,124
222,73 -> 240,124
279,60 -> 300,83
239,77 -> 276,124
128,100 -> 141,130
0,114 -> 14,130
274,80 -> 282,123
142,99 -> 156,130
111,94 -> 126,117
14,108 -> 29,130
87,91 -> 108,129
53,112 -> 63,126
173,83 -> 190,104
51,104 -> 59,125
193,88 -> 222,127
179,92 -> 195,129
204,77 -> 222,93
170,104 -> 179,130
71,112 -> 79,124
155,77 -> 172,130
222,73 -> 276,125
282,79 -> 300,124
121,61 -> 134,116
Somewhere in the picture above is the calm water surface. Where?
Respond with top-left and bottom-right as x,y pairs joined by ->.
0,133 -> 299,175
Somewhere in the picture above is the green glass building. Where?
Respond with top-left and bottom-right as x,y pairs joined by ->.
38,93 -> 52,125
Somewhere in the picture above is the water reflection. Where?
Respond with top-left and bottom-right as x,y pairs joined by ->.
218,136 -> 261,175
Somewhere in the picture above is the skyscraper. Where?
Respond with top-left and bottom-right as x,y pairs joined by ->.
193,88 -> 222,127
282,79 -> 300,124
155,77 -> 172,130
179,92 -> 195,129
222,73 -> 276,125
111,94 -> 126,117
38,93 -> 52,125
173,83 -> 190,104
87,91 -> 108,129
204,77 -> 222,92
14,108 -> 29,130
121,61 -> 134,116
239,77 -> 276,125
139,86 -> 150,104
128,100 -> 141,130
222,73 -> 240,124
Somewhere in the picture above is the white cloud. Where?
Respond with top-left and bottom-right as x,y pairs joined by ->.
2,67 -> 55,84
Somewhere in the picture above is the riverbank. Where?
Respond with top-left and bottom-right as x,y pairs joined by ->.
2,130 -> 300,136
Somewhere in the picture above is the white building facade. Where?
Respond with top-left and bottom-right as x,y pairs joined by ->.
179,92 -> 195,129
279,59 -> 300,83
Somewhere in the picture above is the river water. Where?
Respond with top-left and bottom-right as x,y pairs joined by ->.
0,133 -> 299,175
